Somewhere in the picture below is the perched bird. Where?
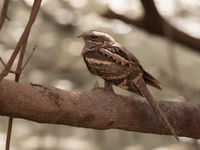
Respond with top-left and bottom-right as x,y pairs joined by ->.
78,30 -> 179,141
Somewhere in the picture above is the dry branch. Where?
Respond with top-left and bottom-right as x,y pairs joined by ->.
22,45 -> 37,71
102,0 -> 200,53
0,79 -> 199,139
0,0 -> 10,31
0,0 -> 42,81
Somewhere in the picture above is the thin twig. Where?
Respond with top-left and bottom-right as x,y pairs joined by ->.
22,45 -> 37,71
5,117 -> 13,150
0,0 -> 42,82
0,57 -> 6,67
0,57 -> 16,74
15,38 -> 29,81
0,0 -> 10,31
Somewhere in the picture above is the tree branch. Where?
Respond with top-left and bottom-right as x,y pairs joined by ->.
0,0 -> 42,81
0,0 -> 10,31
102,0 -> 200,53
0,79 -> 199,139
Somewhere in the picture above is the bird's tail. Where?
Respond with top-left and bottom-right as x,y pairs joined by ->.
134,76 -> 179,141
143,70 -> 163,90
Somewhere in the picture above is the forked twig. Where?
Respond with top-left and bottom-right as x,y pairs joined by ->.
0,57 -> 6,67
0,57 -> 16,74
0,0 -> 42,82
22,45 -> 37,71
15,38 -> 29,81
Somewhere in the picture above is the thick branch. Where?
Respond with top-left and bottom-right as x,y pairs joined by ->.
0,79 -> 199,139
102,0 -> 200,53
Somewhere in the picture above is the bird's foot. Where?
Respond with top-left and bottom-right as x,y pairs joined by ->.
104,80 -> 114,92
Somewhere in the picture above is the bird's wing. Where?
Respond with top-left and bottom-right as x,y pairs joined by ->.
98,47 -> 130,66
101,44 -> 139,65
112,43 -> 140,63
83,49 -> 132,81
101,44 -> 163,90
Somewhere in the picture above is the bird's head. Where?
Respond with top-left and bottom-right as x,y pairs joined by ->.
78,30 -> 115,48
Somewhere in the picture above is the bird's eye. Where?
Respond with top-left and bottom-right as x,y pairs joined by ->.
91,35 -> 97,39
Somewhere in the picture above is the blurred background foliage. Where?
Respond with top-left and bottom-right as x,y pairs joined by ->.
0,0 -> 200,150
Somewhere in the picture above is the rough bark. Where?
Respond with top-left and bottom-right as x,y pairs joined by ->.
102,0 -> 200,53
0,79 -> 199,139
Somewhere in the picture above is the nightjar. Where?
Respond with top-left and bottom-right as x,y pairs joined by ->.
78,30 -> 179,140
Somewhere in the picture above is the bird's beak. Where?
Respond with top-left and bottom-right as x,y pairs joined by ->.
77,34 -> 83,38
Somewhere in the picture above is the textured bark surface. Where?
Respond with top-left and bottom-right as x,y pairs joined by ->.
0,79 -> 199,139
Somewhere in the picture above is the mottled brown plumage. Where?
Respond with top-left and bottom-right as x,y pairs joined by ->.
78,30 -> 179,140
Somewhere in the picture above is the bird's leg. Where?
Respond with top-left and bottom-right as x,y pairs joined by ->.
104,80 -> 113,91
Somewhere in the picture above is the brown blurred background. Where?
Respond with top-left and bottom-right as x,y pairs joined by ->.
0,0 -> 200,150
